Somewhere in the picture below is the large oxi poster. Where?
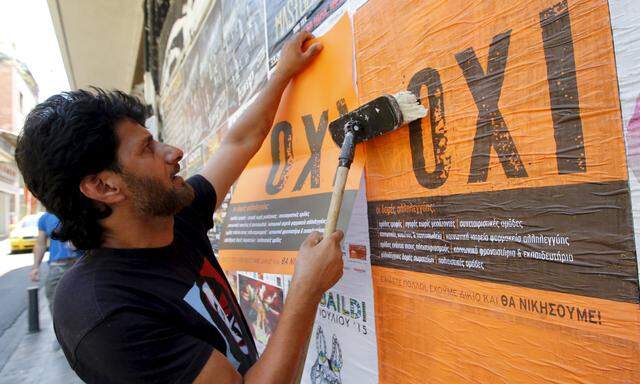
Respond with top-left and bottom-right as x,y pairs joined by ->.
217,15 -> 362,274
355,0 -> 639,382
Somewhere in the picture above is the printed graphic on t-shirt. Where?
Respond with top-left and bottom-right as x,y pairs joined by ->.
183,258 -> 254,371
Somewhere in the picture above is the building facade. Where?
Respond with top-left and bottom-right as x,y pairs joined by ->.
0,52 -> 38,237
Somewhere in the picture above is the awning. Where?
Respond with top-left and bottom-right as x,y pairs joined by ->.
47,0 -> 145,92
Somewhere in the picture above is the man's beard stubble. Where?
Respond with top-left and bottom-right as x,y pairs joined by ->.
122,172 -> 195,216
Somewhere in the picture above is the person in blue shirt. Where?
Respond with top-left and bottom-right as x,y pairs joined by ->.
30,212 -> 83,316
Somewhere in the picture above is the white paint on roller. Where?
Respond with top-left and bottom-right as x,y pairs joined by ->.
393,91 -> 427,124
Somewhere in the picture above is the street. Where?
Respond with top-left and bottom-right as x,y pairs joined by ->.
0,238 -> 35,367
0,240 -> 33,342
0,240 -> 82,383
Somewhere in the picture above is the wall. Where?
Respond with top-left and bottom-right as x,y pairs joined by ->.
0,63 -> 13,132
11,65 -> 36,134
0,58 -> 37,229
157,1 -> 640,382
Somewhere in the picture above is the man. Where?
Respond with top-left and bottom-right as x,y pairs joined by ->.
16,32 -> 344,383
30,211 -> 82,317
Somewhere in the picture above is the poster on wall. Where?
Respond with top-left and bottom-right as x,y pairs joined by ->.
610,0 -> 640,279
355,0 -> 640,382
218,15 -> 379,383
158,0 -> 213,91
159,69 -> 188,151
226,271 -> 292,355
237,273 -> 285,353
300,176 -> 378,384
183,0 -> 228,149
160,1 -> 227,157
221,0 -> 268,114
265,0 -> 347,68
217,15 -> 363,273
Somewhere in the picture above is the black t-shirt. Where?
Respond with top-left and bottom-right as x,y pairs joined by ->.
53,175 -> 258,384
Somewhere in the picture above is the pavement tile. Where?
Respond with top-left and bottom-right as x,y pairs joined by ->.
0,290 -> 83,383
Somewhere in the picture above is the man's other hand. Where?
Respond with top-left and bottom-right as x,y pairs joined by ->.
275,31 -> 323,79
30,267 -> 40,282
292,231 -> 344,300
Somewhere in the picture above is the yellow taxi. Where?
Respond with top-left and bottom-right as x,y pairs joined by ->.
9,213 -> 43,253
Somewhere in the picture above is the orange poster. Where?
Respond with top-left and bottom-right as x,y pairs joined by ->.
355,0 -> 640,382
218,15 -> 363,274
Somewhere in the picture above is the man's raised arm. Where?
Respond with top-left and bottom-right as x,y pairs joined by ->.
199,31 -> 322,209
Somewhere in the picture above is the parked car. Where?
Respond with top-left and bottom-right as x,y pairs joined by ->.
9,213 -> 43,253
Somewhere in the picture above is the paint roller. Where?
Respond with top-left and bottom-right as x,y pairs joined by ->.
323,91 -> 427,235
294,91 -> 427,383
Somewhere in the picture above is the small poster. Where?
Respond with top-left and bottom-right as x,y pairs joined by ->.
238,274 -> 284,353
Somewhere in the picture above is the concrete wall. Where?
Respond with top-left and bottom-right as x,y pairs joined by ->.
11,66 -> 36,134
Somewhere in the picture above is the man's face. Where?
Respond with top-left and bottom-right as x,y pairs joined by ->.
115,119 -> 194,216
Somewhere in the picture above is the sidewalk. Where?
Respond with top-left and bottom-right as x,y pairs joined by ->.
0,289 -> 83,383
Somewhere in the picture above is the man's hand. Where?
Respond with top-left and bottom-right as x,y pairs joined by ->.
274,31 -> 323,79
196,231 -> 344,384
29,267 -> 40,282
291,231 -> 344,300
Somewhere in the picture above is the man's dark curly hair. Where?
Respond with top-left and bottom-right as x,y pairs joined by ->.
15,88 -> 147,250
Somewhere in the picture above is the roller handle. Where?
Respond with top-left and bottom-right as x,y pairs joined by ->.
324,166 -> 350,235
294,165 -> 350,384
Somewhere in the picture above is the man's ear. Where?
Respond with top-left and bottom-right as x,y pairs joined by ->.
79,172 -> 126,205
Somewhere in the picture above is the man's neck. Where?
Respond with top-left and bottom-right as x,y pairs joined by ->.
100,209 -> 174,249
